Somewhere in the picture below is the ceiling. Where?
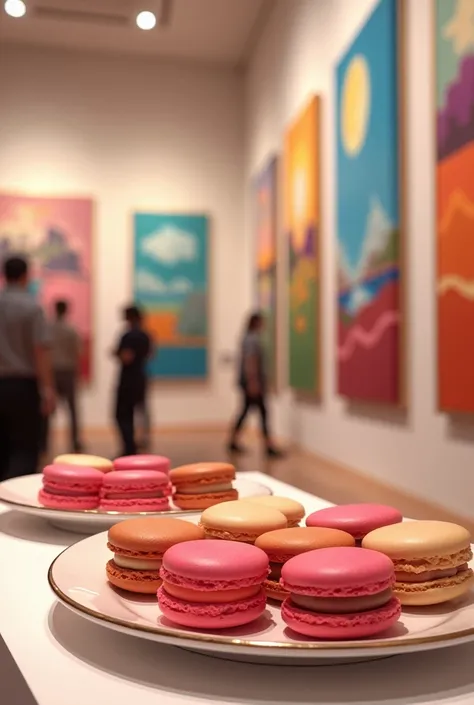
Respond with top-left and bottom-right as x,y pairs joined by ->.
0,0 -> 274,66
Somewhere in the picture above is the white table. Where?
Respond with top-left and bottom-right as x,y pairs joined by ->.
1,471 -> 474,705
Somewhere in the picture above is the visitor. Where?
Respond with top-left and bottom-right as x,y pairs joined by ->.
0,256 -> 55,480
42,299 -> 83,454
228,311 -> 283,458
113,304 -> 152,456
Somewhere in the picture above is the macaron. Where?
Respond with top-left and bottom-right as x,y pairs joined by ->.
200,500 -> 287,543
106,517 -> 204,594
53,453 -> 113,473
99,470 -> 172,512
306,503 -> 403,542
255,527 -> 356,601
170,462 -> 238,510
38,464 -> 104,510
158,539 -> 269,629
362,520 -> 474,606
113,455 -> 171,474
244,496 -> 305,527
281,547 -> 401,640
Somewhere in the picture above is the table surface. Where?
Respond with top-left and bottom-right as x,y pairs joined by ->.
1,471 -> 474,705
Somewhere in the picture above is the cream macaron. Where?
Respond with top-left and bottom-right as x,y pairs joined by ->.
362,520 -> 474,606
200,500 -> 287,543
243,496 -> 305,527
54,453 -> 113,473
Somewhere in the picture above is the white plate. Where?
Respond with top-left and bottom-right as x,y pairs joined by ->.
0,473 -> 272,534
48,531 -> 474,664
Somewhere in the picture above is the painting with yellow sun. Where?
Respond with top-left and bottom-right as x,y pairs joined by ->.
336,0 -> 403,405
284,96 -> 321,395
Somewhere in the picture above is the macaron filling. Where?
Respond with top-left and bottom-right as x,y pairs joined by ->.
41,486 -> 99,497
103,490 -> 168,500
177,482 -> 233,495
161,581 -> 261,603
290,587 -> 394,614
395,563 -> 470,583
113,555 -> 162,570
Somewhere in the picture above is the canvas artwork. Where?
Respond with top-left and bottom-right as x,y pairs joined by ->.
133,213 -> 209,380
285,96 -> 321,396
255,157 -> 278,390
435,0 -> 474,413
0,194 -> 93,380
336,0 -> 403,404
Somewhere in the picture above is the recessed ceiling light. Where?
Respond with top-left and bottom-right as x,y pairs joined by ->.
136,10 -> 156,31
4,0 -> 26,17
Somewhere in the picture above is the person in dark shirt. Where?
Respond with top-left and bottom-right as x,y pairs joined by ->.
228,311 -> 283,458
113,304 -> 152,456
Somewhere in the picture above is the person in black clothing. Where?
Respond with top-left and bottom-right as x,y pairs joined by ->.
228,311 -> 283,458
113,305 -> 152,456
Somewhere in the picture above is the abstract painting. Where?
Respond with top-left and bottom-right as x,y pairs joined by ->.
435,0 -> 474,413
133,213 -> 209,380
254,156 -> 278,390
336,0 -> 403,404
285,96 -> 321,396
0,194 -> 93,380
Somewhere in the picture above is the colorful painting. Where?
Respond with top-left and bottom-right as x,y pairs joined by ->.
336,0 -> 403,404
133,213 -> 209,380
0,194 -> 93,380
285,96 -> 321,396
436,0 -> 474,413
255,157 -> 278,390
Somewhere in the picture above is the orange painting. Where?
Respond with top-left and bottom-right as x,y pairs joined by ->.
435,0 -> 474,412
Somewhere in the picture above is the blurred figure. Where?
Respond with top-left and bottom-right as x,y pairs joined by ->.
0,256 -> 55,480
42,300 -> 83,454
228,311 -> 283,458
113,305 -> 152,456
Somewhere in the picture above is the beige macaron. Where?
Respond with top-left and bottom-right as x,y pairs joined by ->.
200,499 -> 287,543
243,496 -> 305,527
54,453 -> 113,473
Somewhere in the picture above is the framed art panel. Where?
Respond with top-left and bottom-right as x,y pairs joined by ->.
335,0 -> 404,405
0,194 -> 94,380
254,156 -> 278,391
284,96 -> 321,397
133,213 -> 209,380
435,0 -> 474,413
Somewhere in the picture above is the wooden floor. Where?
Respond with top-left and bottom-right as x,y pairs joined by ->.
48,428 -> 473,533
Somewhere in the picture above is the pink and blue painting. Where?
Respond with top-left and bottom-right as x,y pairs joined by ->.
0,194 -> 94,380
336,0 -> 403,404
133,213 -> 209,380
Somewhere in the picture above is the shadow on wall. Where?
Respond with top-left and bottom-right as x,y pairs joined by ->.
344,400 -> 410,430
447,415 -> 474,445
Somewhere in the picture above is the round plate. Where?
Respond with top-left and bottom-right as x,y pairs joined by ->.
48,531 -> 474,664
0,474 -> 272,534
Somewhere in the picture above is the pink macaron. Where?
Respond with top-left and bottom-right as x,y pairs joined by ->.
113,455 -> 171,474
281,547 -> 401,640
38,464 -> 104,510
99,470 -> 171,512
158,540 -> 269,629
306,504 -> 403,542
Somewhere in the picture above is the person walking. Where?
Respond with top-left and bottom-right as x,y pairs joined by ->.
0,256 -> 55,480
42,300 -> 83,454
113,305 -> 152,456
228,311 -> 283,458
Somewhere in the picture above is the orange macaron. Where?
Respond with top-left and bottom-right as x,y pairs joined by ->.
170,462 -> 238,510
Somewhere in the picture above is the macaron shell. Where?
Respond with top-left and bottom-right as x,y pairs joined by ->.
158,586 -> 267,629
263,579 -> 289,602
113,455 -> 171,473
255,527 -> 355,560
99,497 -> 170,512
43,464 -> 104,484
108,517 -> 204,553
38,490 -> 99,510
106,560 -> 161,594
54,454 -> 113,472
200,500 -> 287,536
362,520 -> 472,559
306,504 -> 402,538
394,569 -> 474,606
173,489 -> 238,510
170,462 -> 236,485
102,470 -> 170,490
243,497 -> 305,524
282,596 -> 401,640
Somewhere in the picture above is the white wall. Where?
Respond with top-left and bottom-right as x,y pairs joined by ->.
0,45 -> 245,430
245,0 -> 474,517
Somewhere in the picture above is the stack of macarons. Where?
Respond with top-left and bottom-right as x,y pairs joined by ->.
99,470 -> 172,512
38,464 -> 104,510
170,462 -> 238,509
158,540 -> 269,629
106,517 -> 204,593
200,499 -> 287,543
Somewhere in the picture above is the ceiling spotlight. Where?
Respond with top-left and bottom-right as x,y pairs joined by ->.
4,0 -> 27,17
136,10 -> 156,30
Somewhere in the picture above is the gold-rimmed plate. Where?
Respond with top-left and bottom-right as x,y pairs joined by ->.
0,474 -> 272,534
48,531 -> 474,664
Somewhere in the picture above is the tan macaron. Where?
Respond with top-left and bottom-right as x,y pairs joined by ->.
200,500 -> 287,543
244,496 -> 305,527
363,520 -> 474,606
54,453 -> 113,473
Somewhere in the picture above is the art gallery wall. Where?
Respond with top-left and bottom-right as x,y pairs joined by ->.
0,44 -> 245,428
245,0 -> 474,517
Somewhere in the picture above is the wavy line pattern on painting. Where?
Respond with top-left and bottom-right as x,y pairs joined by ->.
438,275 -> 474,301
338,310 -> 399,362
439,190 -> 474,234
